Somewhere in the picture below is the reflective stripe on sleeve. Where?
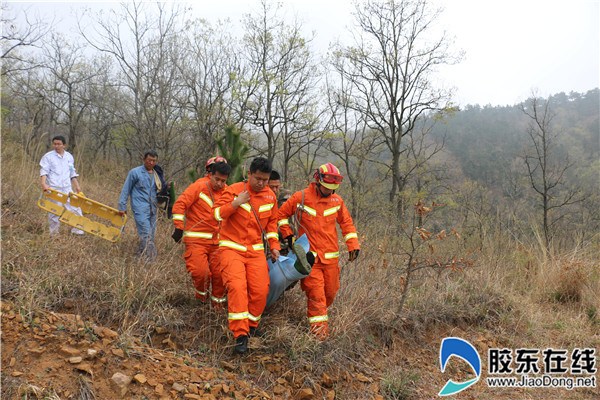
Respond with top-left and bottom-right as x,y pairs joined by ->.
324,252 -> 339,259
265,232 -> 278,240
278,219 -> 289,228
344,232 -> 358,242
172,214 -> 184,221
215,207 -> 223,221
199,192 -> 213,207
251,243 -> 264,251
323,206 -> 341,217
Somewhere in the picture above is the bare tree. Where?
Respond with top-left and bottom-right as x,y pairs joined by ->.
85,55 -> 126,161
78,1 -> 185,167
397,116 -> 446,207
1,3 -> 50,76
520,94 -> 580,248
176,18 -> 242,175
292,131 -> 329,187
34,34 -> 101,150
241,0 -> 322,179
2,66 -> 55,155
324,57 -> 385,219
333,0 -> 459,213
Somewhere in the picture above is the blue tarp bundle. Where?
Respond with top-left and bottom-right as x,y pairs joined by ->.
266,234 -> 310,308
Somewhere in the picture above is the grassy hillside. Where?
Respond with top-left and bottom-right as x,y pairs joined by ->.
1,133 -> 599,399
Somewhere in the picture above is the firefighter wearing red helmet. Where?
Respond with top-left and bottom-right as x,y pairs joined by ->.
277,162 -> 360,340
171,156 -> 229,308
205,156 -> 228,174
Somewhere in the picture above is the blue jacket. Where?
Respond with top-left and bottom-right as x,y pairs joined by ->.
119,166 -> 158,215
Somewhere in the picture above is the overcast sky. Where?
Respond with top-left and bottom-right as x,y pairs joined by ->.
7,0 -> 600,107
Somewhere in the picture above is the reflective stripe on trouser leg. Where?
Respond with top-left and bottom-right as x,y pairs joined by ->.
301,260 -> 340,338
245,250 -> 269,328
221,248 -> 269,336
308,315 -> 329,339
184,242 -> 213,300
221,248 -> 249,336
195,288 -> 208,298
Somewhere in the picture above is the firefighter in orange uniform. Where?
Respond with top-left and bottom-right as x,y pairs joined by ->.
277,163 -> 360,340
213,157 -> 280,354
172,158 -> 230,308
203,156 -> 227,177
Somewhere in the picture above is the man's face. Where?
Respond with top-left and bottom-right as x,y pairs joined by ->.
209,171 -> 228,191
143,155 -> 158,171
318,184 -> 334,197
52,139 -> 65,154
248,170 -> 270,193
268,179 -> 281,197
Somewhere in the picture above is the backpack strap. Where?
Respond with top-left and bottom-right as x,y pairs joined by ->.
292,190 -> 305,238
206,181 -> 221,230
245,182 -> 270,257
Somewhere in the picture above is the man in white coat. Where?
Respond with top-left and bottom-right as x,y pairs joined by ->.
39,135 -> 84,235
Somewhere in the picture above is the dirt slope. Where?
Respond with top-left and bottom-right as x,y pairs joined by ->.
3,299 -> 599,400
1,300 -> 385,399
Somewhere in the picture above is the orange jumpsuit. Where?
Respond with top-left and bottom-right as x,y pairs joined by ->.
172,176 -> 226,307
277,182 -> 359,339
213,182 -> 280,338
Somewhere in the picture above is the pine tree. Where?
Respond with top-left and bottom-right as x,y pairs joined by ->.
216,124 -> 250,184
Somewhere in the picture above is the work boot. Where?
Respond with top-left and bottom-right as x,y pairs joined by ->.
293,242 -> 314,275
234,335 -> 248,355
249,326 -> 265,338
311,324 -> 328,341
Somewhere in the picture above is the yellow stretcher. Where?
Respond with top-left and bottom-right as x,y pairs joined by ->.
37,189 -> 127,242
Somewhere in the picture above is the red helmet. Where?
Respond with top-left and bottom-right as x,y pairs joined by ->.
314,163 -> 343,190
205,156 -> 227,171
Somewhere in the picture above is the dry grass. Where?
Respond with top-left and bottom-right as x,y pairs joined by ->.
2,132 -> 599,399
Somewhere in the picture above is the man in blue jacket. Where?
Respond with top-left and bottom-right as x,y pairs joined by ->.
119,150 -> 168,261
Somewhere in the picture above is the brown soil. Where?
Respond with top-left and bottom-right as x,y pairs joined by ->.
2,300 -> 598,400
1,300 -> 387,400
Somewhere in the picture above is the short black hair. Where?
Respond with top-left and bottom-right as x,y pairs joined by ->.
269,170 -> 280,181
211,162 -> 232,176
144,150 -> 158,159
52,135 -> 66,145
249,157 -> 272,174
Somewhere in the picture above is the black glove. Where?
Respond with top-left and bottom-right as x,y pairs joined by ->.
284,235 -> 294,250
172,228 -> 183,243
348,249 -> 360,262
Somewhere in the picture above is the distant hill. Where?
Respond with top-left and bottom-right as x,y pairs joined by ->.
433,89 -> 599,190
